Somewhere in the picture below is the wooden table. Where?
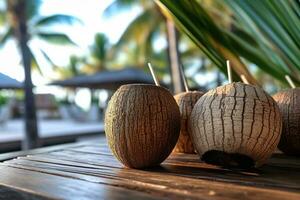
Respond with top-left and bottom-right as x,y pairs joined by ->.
0,138 -> 299,200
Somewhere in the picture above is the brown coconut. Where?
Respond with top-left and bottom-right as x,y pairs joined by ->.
273,89 -> 300,155
189,82 -> 282,168
173,91 -> 204,153
105,84 -> 181,169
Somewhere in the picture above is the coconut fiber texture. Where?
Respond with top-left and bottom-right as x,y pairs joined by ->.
173,91 -> 204,153
105,84 -> 181,169
189,82 -> 282,168
273,88 -> 300,156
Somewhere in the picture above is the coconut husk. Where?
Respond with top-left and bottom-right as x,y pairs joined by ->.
273,88 -> 300,156
173,91 -> 204,153
189,82 -> 282,168
105,84 -> 181,169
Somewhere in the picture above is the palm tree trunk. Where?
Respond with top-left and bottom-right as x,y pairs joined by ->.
166,19 -> 184,94
8,0 -> 39,149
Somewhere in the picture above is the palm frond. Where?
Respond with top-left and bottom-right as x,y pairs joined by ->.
34,14 -> 83,27
39,49 -> 60,71
111,8 -> 161,66
0,10 -> 7,25
26,0 -> 42,20
103,0 -> 141,17
157,0 -> 257,84
29,49 -> 43,75
92,33 -> 109,62
115,9 -> 159,48
0,27 -> 13,47
157,0 -> 300,85
224,0 -> 300,81
36,32 -> 76,45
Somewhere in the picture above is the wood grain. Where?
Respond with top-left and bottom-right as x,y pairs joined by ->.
189,83 -> 282,167
2,160 -> 299,200
2,154 -> 299,200
0,165 -> 161,200
105,84 -> 181,168
0,140 -> 299,199
273,88 -> 300,155
0,185 -> 52,200
35,147 -> 300,190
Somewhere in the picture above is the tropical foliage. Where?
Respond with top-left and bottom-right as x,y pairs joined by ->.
52,55 -> 84,79
0,0 -> 82,149
224,0 -> 300,83
156,0 -> 300,86
104,0 -> 242,91
82,33 -> 111,74
104,0 -> 164,68
49,32 -> 112,79
0,0 -> 81,74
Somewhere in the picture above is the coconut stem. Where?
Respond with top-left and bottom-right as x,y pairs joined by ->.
240,74 -> 249,84
226,60 -> 233,84
179,64 -> 190,92
147,62 -> 160,86
285,75 -> 296,89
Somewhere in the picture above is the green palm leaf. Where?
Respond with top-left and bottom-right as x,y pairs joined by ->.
157,0 -> 257,84
92,33 -> 109,62
39,49 -> 60,71
157,0 -> 300,85
26,0 -> 42,20
115,9 -> 158,48
36,32 -> 76,45
226,0 -> 300,69
29,49 -> 43,75
0,10 -> 6,25
34,14 -> 83,27
103,0 -> 147,17
0,27 -> 13,47
0,1 -> 81,76
110,7 -> 161,67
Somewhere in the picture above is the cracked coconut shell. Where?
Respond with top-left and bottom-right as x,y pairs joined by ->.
105,84 -> 181,169
173,91 -> 204,153
189,82 -> 282,168
273,88 -> 300,156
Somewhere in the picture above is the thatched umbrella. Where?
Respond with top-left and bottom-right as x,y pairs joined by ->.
49,68 -> 159,90
0,73 -> 23,89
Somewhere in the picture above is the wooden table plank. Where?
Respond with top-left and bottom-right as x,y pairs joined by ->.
37,146 -> 300,191
0,185 -> 52,200
0,141 -> 299,200
0,165 -> 162,200
2,158 -> 299,200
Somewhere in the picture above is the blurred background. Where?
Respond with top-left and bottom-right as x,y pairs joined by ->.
0,0 -> 299,151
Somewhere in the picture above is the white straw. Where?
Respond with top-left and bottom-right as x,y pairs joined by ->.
240,74 -> 249,84
285,75 -> 296,89
226,60 -> 233,83
179,64 -> 189,92
147,63 -> 160,86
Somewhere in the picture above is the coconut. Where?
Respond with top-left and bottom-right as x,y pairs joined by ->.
173,91 -> 204,153
105,84 -> 181,169
273,88 -> 300,155
189,82 -> 282,168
